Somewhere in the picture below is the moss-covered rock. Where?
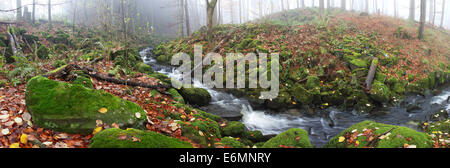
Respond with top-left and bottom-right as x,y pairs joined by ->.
37,45 -> 50,59
220,137 -> 247,148
349,59 -> 368,70
168,88 -> 185,104
179,87 -> 211,107
135,62 -> 153,74
25,76 -> 147,134
262,128 -> 313,148
306,75 -> 320,90
323,121 -> 433,148
291,85 -> 313,105
89,128 -> 193,148
369,81 -> 391,103
221,121 -> 246,137
111,48 -> 142,67
178,119 -> 221,147
72,76 -> 93,89
346,89 -> 373,113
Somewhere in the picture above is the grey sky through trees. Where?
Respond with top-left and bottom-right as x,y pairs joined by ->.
0,0 -> 449,37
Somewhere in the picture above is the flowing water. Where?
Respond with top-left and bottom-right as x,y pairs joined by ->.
141,48 -> 450,147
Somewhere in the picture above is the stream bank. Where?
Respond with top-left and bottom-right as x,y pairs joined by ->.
141,48 -> 450,147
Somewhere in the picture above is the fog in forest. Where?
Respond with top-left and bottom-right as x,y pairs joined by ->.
1,0 -> 449,37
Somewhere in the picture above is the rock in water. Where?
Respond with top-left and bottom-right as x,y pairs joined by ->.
179,87 -> 212,107
25,76 -> 147,134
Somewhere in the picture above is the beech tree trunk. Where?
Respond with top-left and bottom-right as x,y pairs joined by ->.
48,0 -> 52,29
320,0 -> 324,13
441,0 -> 446,27
32,0 -> 35,24
409,0 -> 415,20
185,0 -> 191,35
206,0 -> 218,40
418,0 -> 426,40
341,0 -> 346,10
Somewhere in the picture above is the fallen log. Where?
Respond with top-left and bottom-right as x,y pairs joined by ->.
44,64 -> 172,92
365,58 -> 379,91
6,25 -> 18,55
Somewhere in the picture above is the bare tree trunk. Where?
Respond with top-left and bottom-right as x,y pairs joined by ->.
320,0 -> 324,13
17,0 -> 22,21
432,0 -> 436,25
441,0 -> 446,27
297,0 -> 300,8
365,0 -> 369,13
302,0 -> 305,8
72,0 -> 77,35
239,0 -> 242,23
48,0 -> 52,29
287,0 -> 290,9
418,0 -> 426,40
409,0 -> 415,20
32,0 -> 35,24
429,0 -> 434,23
327,0 -> 331,10
341,0 -> 346,10
281,0 -> 285,11
185,0 -> 191,35
394,0 -> 398,18
206,0 -> 218,41
179,0 -> 185,38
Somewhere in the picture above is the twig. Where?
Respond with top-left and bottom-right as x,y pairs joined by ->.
367,128 -> 395,148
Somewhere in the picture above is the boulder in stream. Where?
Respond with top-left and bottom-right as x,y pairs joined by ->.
25,76 -> 147,134
179,87 -> 212,107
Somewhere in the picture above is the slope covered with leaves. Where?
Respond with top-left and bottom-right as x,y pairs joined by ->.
155,8 -> 450,113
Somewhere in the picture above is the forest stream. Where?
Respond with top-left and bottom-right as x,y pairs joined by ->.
141,48 -> 450,147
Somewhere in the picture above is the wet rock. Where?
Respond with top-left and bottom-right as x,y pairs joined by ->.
179,87 -> 212,107
406,104 -> 422,113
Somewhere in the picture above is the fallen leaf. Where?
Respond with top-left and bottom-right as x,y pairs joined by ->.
93,127 -> 103,135
98,108 -> 108,114
20,134 -> 27,144
338,136 -> 345,143
9,143 -> 20,148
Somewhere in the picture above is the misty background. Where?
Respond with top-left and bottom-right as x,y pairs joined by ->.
0,0 -> 449,37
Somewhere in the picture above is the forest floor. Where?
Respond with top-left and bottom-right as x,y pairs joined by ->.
0,8 -> 448,148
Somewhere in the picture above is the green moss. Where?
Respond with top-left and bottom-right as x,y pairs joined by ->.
262,128 -> 313,148
424,120 -> 449,134
168,88 -> 185,104
25,76 -> 147,134
291,85 -> 313,105
135,62 -> 153,74
370,81 -> 391,103
179,87 -> 212,106
37,45 -> 50,59
323,121 -> 433,148
89,128 -> 192,148
178,119 -> 221,147
346,89 -> 373,113
220,137 -> 247,148
222,121 -> 246,137
72,76 -> 93,89
349,59 -> 368,70
306,75 -> 321,90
